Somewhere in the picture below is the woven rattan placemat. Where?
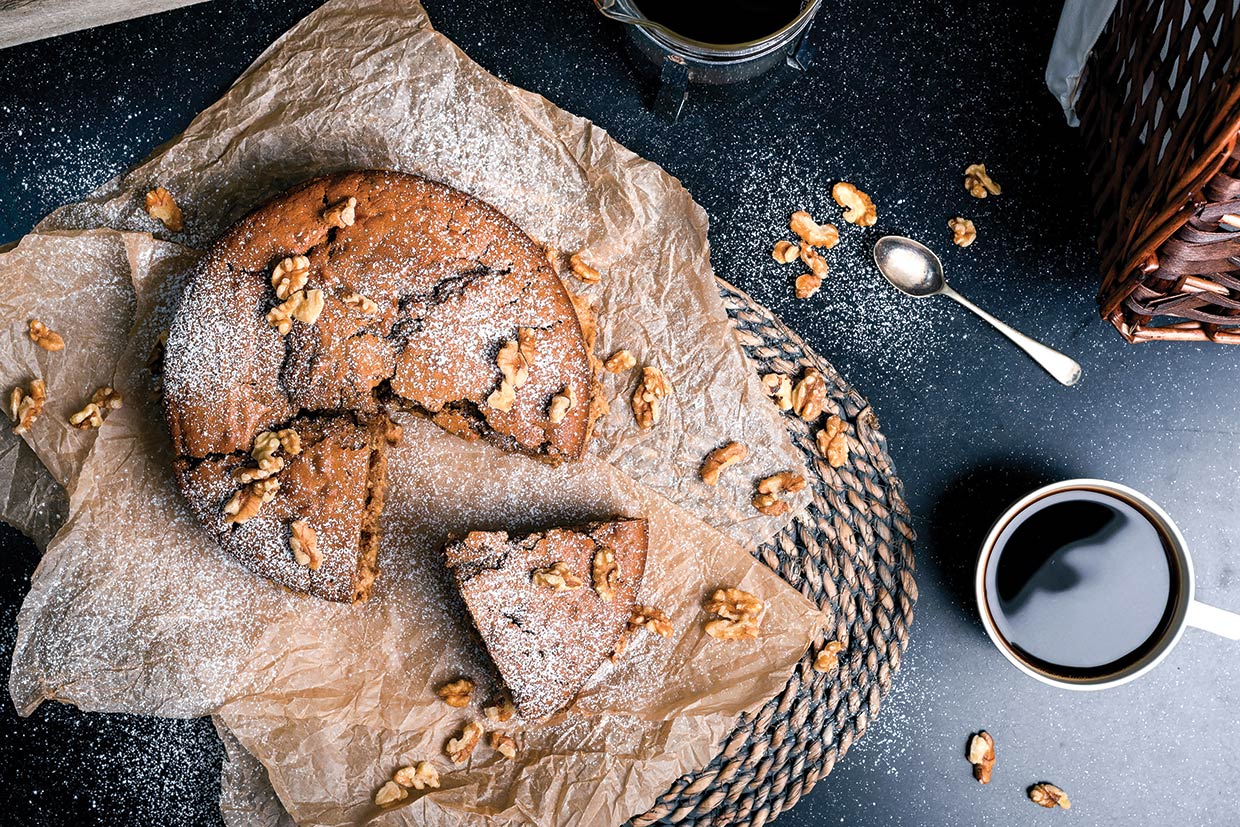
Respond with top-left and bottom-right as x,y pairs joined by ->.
634,280 -> 918,827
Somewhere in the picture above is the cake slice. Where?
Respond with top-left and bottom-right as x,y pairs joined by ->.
444,519 -> 649,722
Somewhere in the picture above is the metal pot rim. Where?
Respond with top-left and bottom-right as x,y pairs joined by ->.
610,0 -> 821,60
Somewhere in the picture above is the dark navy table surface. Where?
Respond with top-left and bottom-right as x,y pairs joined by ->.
1,2 -> 1237,825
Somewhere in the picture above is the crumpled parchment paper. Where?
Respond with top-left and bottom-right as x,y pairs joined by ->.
34,0 -> 807,547
3,2 -> 827,824
3,229 -> 824,827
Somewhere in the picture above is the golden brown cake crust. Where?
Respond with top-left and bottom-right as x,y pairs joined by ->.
444,519 -> 649,723
164,171 -> 600,602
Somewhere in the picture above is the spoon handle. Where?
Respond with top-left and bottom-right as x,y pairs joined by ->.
941,286 -> 1083,386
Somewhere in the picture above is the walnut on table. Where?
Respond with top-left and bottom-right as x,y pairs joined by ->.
445,721 -> 484,764
831,182 -> 877,227
761,372 -> 793,410
569,252 -> 601,284
484,694 -> 516,723
393,761 -> 440,791
628,605 -> 673,637
771,239 -> 801,264
794,273 -> 822,299
604,349 -> 636,373
964,163 -> 1001,198
751,470 -> 806,516
813,640 -> 844,673
490,731 -> 517,760
789,210 -> 840,248
949,216 -> 977,247
1028,782 -> 1070,809
967,731 -> 996,784
791,368 -> 827,421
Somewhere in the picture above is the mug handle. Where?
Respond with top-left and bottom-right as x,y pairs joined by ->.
1186,600 -> 1240,640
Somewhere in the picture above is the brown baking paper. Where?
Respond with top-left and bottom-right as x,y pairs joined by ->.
3,229 -> 825,826
34,0 -> 807,548
2,3 -> 827,823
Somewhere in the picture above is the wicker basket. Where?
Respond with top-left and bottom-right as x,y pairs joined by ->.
1077,0 -> 1240,342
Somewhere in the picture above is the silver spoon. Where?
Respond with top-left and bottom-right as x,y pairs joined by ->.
873,236 -> 1082,386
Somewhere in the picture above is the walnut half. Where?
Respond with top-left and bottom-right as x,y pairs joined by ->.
322,196 -> 357,229
949,216 -> 977,247
445,721 -> 484,764
814,640 -> 844,673
704,587 -> 766,640
28,319 -> 64,352
628,605 -> 673,637
762,373 -> 793,411
531,561 -> 583,591
289,519 -> 321,570
816,415 -> 849,468
700,441 -> 748,486
393,761 -> 440,791
831,182 -> 877,227
1029,782 -> 1070,809
373,780 -> 407,807
791,368 -> 827,421
591,546 -> 618,602
604,349 -> 636,373
490,732 -> 517,760
144,187 -> 183,232
8,379 -> 46,435
224,477 -> 280,525
968,731 -> 995,784
790,211 -> 839,248
436,677 -> 476,708
631,366 -> 673,430
752,471 -> 806,516
964,163 -> 1001,198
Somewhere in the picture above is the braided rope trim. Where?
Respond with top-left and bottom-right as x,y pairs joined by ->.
632,281 -> 918,827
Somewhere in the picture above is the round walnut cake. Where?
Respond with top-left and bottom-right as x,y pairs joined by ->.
164,170 -> 608,603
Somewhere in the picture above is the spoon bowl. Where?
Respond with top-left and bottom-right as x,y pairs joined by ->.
872,235 -> 1083,386
873,235 -> 945,298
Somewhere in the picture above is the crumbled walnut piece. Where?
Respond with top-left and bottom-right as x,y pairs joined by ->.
487,380 -> 516,412
791,368 -> 827,421
490,732 -> 517,760
816,415 -> 849,468
484,695 -> 516,723
548,385 -> 576,424
752,471 -> 806,516
604,349 -> 636,373
814,640 -> 844,672
964,163 -> 1001,198
224,477 -> 280,525
233,457 -> 283,484
609,633 -> 630,662
831,182 -> 877,227
591,546 -> 619,602
68,403 -> 103,430
1029,783 -> 1070,809
91,386 -> 123,411
949,216 -> 977,247
341,291 -> 379,315
267,289 -> 325,334
799,245 -> 829,278
790,211 -> 840,248
517,327 -> 537,365
9,379 -> 46,435
437,677 -> 476,708
271,256 -> 310,300
795,273 -> 822,299
28,319 -> 64,352
289,519 -> 321,569
374,780 -> 407,807
446,721 -> 484,764
144,187 -> 183,232
968,731 -> 996,784
276,428 -> 301,455
393,761 -> 440,791
628,605 -> 673,637
252,431 -> 281,464
323,196 -> 357,228
700,441 -> 749,486
569,253 -> 601,284
631,366 -> 673,430
532,561 -> 583,591
704,587 -> 766,640
771,239 -> 801,264
761,373 -> 793,410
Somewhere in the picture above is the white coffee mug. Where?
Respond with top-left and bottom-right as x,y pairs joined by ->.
975,478 -> 1240,690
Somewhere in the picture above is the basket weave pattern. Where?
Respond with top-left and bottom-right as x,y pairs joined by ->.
633,282 -> 918,827
1078,0 -> 1240,342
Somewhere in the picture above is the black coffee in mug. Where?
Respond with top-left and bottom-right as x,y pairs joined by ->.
633,0 -> 804,44
983,488 -> 1182,680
